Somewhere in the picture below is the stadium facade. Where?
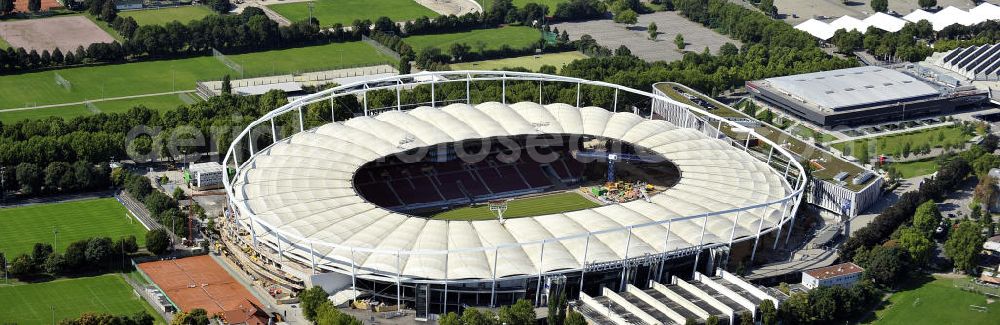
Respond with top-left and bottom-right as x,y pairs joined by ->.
746,66 -> 989,126
220,72 -> 806,316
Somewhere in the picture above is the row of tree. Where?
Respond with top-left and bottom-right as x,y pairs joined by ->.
57,312 -> 155,325
298,286 -> 364,324
119,170 -> 191,239
3,236 -> 139,280
831,20 -> 999,63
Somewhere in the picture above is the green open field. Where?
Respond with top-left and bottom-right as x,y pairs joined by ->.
430,192 -> 600,221
0,41 -> 393,110
451,51 -> 588,72
0,36 -> 10,49
789,124 -> 838,143
865,275 -> 999,325
269,0 -> 437,27
0,93 -> 199,123
405,26 -> 541,56
889,158 -> 939,179
834,125 -> 972,158
0,274 -> 164,324
120,6 -> 215,25
0,198 -> 147,257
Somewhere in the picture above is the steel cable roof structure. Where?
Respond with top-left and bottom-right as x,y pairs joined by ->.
222,71 -> 805,309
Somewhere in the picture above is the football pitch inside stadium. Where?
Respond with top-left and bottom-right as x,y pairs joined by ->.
0,274 -> 164,324
0,198 -> 147,256
430,191 -> 601,221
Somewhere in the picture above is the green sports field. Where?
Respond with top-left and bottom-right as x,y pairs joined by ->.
430,192 -> 601,221
0,198 -> 147,257
0,274 -> 164,324
478,0 -> 567,10
451,51 -> 588,72
0,93 -> 199,123
269,0 -> 437,27
865,275 -> 999,324
0,41 -> 393,110
404,26 -> 541,56
120,6 -> 215,25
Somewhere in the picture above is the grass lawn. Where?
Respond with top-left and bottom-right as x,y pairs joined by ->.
0,274 -> 165,324
835,125 -> 971,158
0,198 -> 147,257
790,124 -> 838,143
889,158 -> 939,179
430,192 -> 600,220
83,14 -> 126,42
0,93 -> 198,123
268,0 -> 436,27
0,41 -> 393,110
865,274 -> 999,324
478,0 -> 567,9
405,26 -> 541,56
119,5 -> 215,25
450,51 -> 588,72
0,36 -> 10,49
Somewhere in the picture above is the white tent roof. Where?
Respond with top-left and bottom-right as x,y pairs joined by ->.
829,15 -> 871,33
795,19 -> 837,40
930,6 -> 973,31
903,9 -> 935,23
863,12 -> 907,32
232,102 -> 791,280
970,2 -> 1000,24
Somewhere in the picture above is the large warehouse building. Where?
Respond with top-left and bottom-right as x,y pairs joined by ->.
219,72 -> 805,318
746,66 -> 989,126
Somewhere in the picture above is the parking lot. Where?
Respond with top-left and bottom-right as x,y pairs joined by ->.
553,11 -> 740,63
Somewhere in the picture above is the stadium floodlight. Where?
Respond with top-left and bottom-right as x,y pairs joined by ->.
54,72 -> 71,91
488,199 -> 509,224
213,48 -> 244,78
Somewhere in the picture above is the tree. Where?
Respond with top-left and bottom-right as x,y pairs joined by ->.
918,0 -> 936,9
974,176 -> 996,209
613,9 -> 638,27
221,75 -> 232,95
8,254 -> 34,278
547,293 -> 567,325
460,307 -> 497,325
706,315 -> 720,325
65,239 -> 89,269
172,308 -> 210,325
853,245 -> 908,285
871,0 -> 888,13
760,299 -> 777,325
615,45 -> 632,56
982,210 -> 995,237
897,226 -> 933,264
438,312 -> 461,325
684,318 -> 697,325
674,34 -> 685,50
564,309 -> 587,325
739,311 -> 753,325
449,43 -> 470,62
299,286 -> 330,322
647,22 -> 658,40
172,186 -> 185,200
16,162 -> 42,195
27,0 -> 39,13
44,253 -> 65,274
31,242 -> 53,265
945,221 -> 985,274
498,299 -> 535,325
0,0 -> 14,17
146,228 -> 171,255
913,200 -> 941,236
758,0 -> 776,17
85,237 -> 113,266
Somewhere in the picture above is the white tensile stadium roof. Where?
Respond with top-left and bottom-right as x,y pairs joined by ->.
829,15 -> 871,33
863,12 -> 907,33
231,102 -> 790,280
795,19 -> 837,40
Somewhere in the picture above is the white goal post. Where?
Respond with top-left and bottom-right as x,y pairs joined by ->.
212,47 -> 244,78
54,72 -> 71,91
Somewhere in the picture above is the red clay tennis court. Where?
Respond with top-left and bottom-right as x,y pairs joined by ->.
138,255 -> 262,315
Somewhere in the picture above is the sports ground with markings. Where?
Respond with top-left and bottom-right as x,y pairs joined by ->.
0,274 -> 164,324
0,197 -> 147,256
430,191 -> 600,221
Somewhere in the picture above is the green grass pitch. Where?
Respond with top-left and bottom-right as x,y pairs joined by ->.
477,0 -> 568,10
0,274 -> 165,324
0,198 -> 147,257
0,93 -> 197,123
119,6 -> 215,25
430,192 -> 601,221
0,41 -> 394,111
404,26 -> 541,56
864,275 -> 999,324
450,51 -> 588,72
269,0 -> 437,27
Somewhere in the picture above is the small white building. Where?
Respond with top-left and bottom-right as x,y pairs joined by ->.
187,162 -> 224,190
802,262 -> 864,289
985,235 -> 1000,253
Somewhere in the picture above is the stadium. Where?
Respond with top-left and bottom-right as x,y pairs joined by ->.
746,65 -> 990,126
219,71 -> 806,316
